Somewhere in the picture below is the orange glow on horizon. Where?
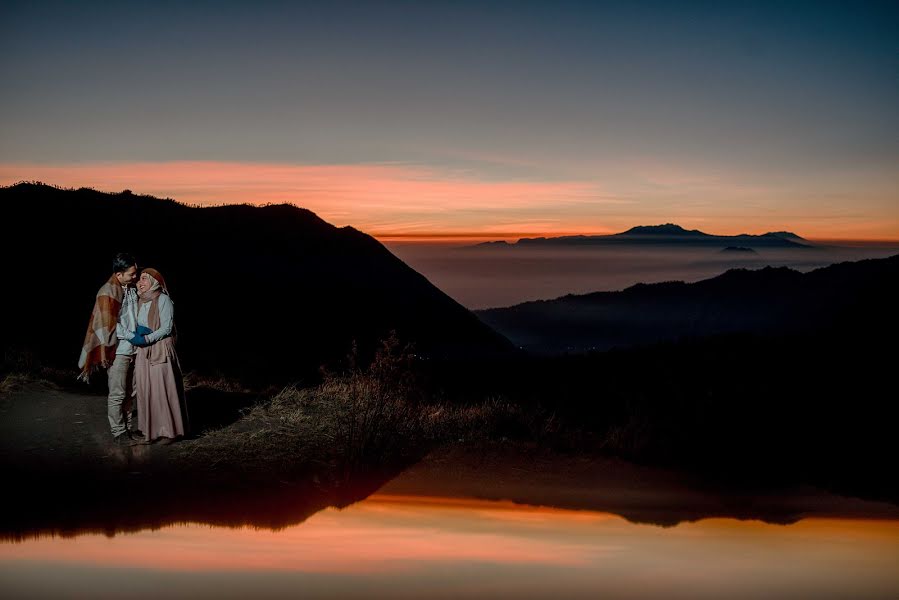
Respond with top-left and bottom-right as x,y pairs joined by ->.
379,233 -> 899,244
2,161 -> 897,242
372,231 -> 618,243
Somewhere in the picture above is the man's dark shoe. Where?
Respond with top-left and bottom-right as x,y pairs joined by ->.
113,433 -> 136,446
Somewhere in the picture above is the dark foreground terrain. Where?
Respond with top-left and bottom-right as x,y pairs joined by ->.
2,183 -> 896,541
3,377 -> 898,541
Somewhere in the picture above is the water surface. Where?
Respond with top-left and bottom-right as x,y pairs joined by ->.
2,490 -> 898,599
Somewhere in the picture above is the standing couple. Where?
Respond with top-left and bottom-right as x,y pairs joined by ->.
78,253 -> 188,446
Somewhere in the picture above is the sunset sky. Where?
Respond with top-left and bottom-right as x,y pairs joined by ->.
1,1 -> 897,241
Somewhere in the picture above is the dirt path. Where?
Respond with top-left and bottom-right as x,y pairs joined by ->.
0,380 -> 170,475
0,377 -> 269,477
0,381 -> 386,539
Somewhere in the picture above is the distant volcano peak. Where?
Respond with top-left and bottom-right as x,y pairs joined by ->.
468,224 -> 810,249
764,231 -> 805,240
617,224 -> 707,236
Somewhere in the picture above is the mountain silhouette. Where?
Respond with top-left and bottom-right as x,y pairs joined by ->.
0,182 -> 513,384
471,223 -> 811,249
617,223 -> 708,236
476,254 -> 899,354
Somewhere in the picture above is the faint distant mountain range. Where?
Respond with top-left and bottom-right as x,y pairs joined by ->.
0,182 -> 514,384
476,253 -> 899,354
471,223 -> 812,249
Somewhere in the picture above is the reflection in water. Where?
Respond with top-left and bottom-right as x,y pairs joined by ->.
0,468 -> 399,542
2,494 -> 898,599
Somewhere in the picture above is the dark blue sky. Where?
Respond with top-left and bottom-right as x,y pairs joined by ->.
2,1 -> 897,238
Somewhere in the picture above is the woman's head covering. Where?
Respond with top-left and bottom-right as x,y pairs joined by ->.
138,267 -> 170,302
136,267 -> 179,343
140,267 -> 169,294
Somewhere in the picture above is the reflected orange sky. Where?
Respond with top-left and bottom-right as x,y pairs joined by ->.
2,494 -> 898,576
2,161 -> 897,241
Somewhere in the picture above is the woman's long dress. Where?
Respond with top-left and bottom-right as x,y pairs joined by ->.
134,294 -> 188,440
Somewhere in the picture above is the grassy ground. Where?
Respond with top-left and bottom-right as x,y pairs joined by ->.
177,334 -> 542,483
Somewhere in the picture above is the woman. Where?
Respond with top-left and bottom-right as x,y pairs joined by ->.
129,268 -> 188,444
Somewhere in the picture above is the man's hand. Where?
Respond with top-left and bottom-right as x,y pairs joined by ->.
129,334 -> 147,347
135,325 -> 154,336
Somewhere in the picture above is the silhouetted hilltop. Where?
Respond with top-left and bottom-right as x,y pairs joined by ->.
618,223 -> 708,237
0,182 -> 513,384
471,223 -> 811,249
476,254 -> 899,354
767,231 -> 805,241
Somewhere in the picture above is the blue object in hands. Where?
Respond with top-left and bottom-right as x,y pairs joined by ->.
135,325 -> 154,336
129,334 -> 147,347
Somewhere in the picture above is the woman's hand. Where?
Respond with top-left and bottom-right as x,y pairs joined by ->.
136,325 -> 154,336
129,333 -> 148,346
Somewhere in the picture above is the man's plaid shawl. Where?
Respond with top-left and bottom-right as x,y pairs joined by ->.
77,275 -> 123,382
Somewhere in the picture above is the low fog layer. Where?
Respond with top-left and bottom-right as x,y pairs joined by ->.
385,242 -> 899,309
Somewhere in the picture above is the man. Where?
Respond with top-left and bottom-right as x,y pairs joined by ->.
78,252 -> 148,445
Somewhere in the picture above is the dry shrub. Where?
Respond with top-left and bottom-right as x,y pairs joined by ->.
181,371 -> 253,393
180,332 -> 439,479
179,332 -> 550,480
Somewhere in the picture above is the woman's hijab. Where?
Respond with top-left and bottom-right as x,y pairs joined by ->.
138,267 -> 169,304
136,267 -> 177,345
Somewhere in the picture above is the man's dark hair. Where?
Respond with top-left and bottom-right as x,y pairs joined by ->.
112,252 -> 137,274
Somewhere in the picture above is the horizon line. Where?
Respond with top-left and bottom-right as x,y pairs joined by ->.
374,233 -> 899,244
4,177 -> 898,244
